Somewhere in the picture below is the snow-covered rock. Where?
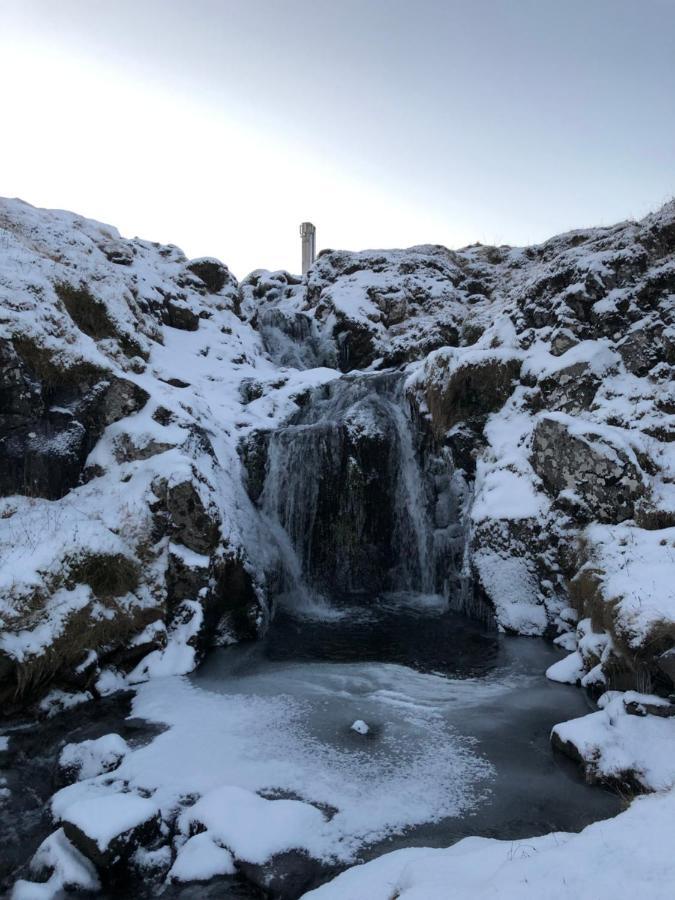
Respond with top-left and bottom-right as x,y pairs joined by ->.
552,690 -> 675,792
57,733 -> 128,785
1,193 -> 674,710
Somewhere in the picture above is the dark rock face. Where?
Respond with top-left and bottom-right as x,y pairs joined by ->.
0,339 -> 149,499
187,258 -> 235,295
420,351 -> 522,440
531,416 -> 645,523
163,297 -> 200,331
100,240 -> 135,265
536,360 -> 606,413
166,547 -> 264,646
163,479 -> 221,555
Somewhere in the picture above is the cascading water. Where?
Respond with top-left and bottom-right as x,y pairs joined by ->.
252,369 -> 463,613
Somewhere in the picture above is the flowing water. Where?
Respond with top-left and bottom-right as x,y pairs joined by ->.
255,370 -> 463,609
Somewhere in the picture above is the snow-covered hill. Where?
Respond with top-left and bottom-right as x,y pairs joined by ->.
1,196 -> 674,898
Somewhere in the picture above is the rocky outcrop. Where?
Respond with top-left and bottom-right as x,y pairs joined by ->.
0,338 -> 149,500
2,194 -> 675,711
531,415 -> 646,523
0,198 -> 270,713
414,347 -> 522,441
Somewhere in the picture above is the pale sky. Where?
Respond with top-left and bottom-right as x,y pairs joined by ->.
1,0 -> 674,277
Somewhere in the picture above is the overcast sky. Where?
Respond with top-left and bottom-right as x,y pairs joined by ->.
1,0 -> 674,276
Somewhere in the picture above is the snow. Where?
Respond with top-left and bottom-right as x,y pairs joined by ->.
59,793 -> 158,850
59,733 -> 128,781
350,719 -> 370,735
470,393 -> 548,523
180,785 -> 327,865
521,339 -> 619,381
302,789 -> 675,900
553,691 -> 675,792
128,599 -> 204,680
546,650 -> 585,684
472,553 -> 548,635
11,829 -> 100,899
168,832 -> 236,882
579,524 -> 675,648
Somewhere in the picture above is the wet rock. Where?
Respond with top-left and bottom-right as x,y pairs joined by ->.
657,649 -> 675,687
166,545 -> 211,615
335,316 -> 378,371
237,850 -> 337,900
238,430 -> 271,503
531,416 -> 645,522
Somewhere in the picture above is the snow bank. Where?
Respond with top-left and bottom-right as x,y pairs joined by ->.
579,524 -> 675,649
302,788 -> 675,900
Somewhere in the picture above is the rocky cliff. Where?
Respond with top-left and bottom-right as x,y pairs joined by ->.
1,197 -> 674,712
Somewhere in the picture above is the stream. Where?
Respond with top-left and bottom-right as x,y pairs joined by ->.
1,593 -> 622,898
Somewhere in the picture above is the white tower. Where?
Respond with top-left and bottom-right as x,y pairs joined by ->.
300,222 -> 316,275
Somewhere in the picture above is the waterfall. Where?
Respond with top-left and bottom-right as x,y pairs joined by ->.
251,370 -> 460,612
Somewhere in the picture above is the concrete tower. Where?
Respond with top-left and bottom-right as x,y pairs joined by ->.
300,222 -> 316,275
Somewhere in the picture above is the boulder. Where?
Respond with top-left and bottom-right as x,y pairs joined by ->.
162,479 -> 221,555
419,349 -> 522,440
187,257 -> 235,294
616,319 -> 675,376
163,298 -> 200,331
57,734 -> 129,787
537,360 -> 602,413
531,416 -> 645,522
100,240 -> 134,266
60,793 -> 160,875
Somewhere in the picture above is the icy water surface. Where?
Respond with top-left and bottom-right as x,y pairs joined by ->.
193,595 -> 621,860
1,597 -> 621,899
